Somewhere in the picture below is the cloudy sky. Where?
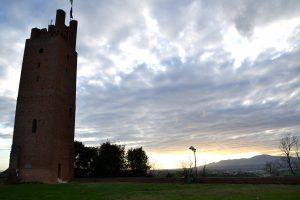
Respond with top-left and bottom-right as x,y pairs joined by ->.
1,0 -> 300,170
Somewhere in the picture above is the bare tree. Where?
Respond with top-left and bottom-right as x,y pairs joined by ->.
178,159 -> 193,177
280,135 -> 297,176
202,162 -> 207,177
295,139 -> 300,159
264,161 -> 280,176
294,138 -> 300,172
149,161 -> 161,177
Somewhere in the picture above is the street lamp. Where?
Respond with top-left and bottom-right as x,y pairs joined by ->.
189,146 -> 197,177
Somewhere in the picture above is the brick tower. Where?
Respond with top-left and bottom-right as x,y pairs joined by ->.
8,9 -> 77,183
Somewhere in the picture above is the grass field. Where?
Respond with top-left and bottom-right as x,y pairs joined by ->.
0,182 -> 300,200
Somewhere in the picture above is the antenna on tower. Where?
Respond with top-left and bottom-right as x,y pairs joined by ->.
70,0 -> 74,20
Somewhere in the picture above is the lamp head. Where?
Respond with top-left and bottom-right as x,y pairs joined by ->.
189,146 -> 196,152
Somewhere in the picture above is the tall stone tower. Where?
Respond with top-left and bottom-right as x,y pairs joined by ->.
8,9 -> 77,183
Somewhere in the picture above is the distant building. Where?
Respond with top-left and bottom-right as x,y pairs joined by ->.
8,9 -> 78,183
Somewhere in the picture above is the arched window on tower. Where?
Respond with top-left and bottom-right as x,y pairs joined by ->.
32,119 -> 37,133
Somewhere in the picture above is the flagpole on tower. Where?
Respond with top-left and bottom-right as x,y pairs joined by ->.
70,0 -> 73,20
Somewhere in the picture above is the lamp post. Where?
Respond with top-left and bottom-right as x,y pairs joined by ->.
189,146 -> 197,177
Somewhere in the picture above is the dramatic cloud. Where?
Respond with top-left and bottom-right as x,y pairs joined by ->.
1,0 -> 300,169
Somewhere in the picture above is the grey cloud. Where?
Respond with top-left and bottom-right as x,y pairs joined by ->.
0,133 -> 11,139
0,65 -> 6,79
0,96 -> 15,126
75,45 -> 300,151
0,96 -> 15,140
220,0 -> 300,37
147,0 -> 194,37
0,0 -> 67,30
147,0 -> 300,39
76,0 -> 145,43
146,0 -> 225,50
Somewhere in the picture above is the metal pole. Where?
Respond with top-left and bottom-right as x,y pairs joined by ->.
194,150 -> 197,177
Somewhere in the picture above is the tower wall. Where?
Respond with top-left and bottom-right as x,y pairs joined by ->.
9,9 -> 77,183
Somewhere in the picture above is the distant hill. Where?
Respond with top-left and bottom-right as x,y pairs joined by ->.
204,154 -> 283,171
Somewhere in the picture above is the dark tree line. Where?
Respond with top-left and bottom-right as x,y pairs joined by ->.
74,141 -> 97,177
126,147 -> 149,176
74,141 -> 150,178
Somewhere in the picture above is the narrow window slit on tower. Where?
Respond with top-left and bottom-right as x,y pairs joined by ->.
38,62 -> 40,68
39,48 -> 44,53
32,119 -> 37,133
69,108 -> 72,118
24,162 -> 32,169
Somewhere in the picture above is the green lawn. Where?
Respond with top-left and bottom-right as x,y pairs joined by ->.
0,182 -> 300,200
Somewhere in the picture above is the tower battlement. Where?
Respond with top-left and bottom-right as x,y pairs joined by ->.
30,9 -> 77,49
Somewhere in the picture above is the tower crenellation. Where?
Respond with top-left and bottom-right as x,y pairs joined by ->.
29,9 -> 77,50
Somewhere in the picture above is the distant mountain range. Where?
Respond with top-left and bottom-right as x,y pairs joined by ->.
203,154 -> 283,171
